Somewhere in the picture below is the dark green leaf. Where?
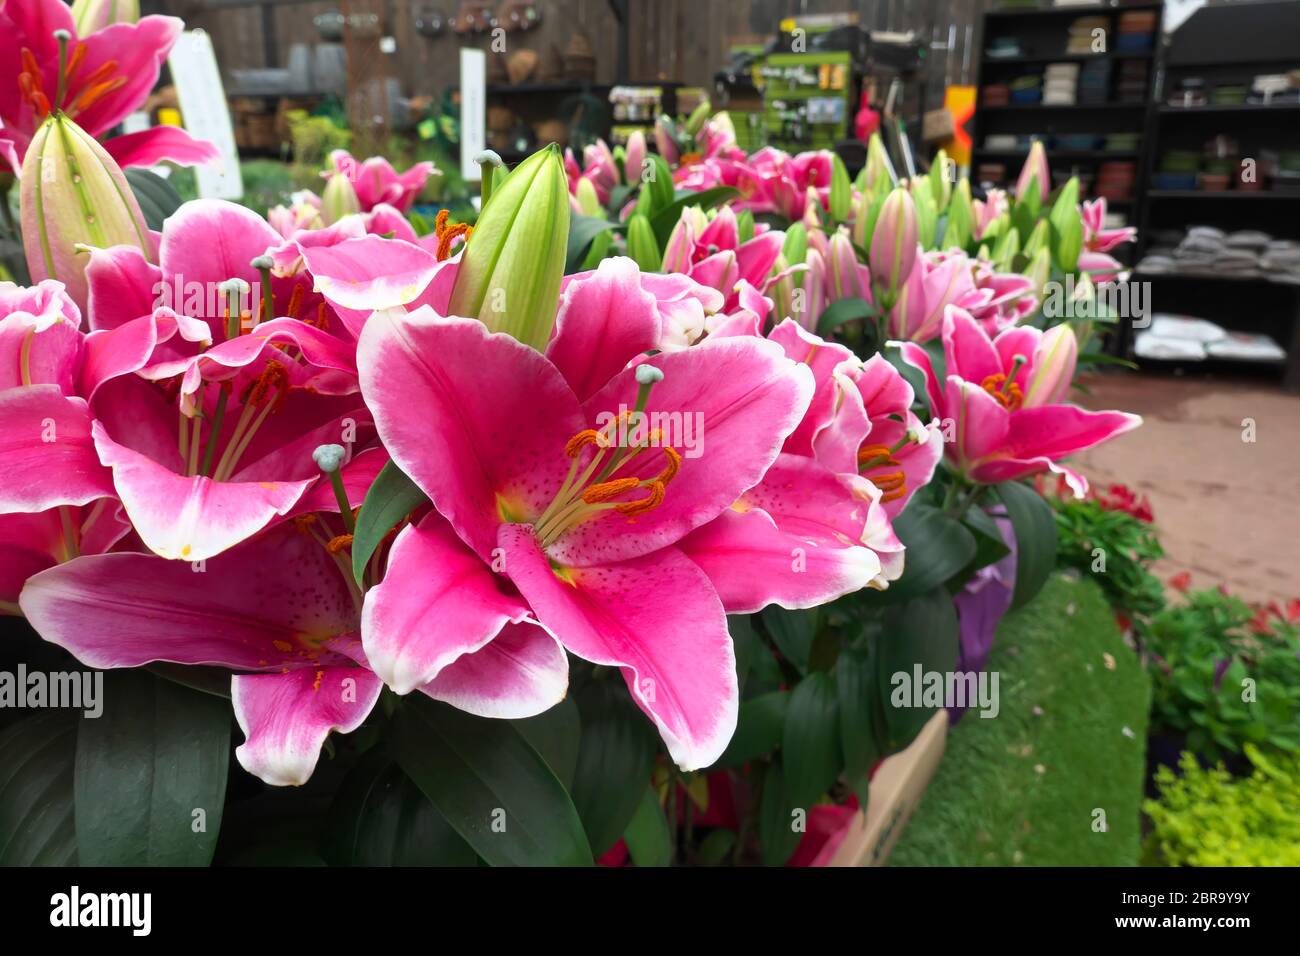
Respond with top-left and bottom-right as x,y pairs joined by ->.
758,759 -> 802,866
324,751 -> 477,866
728,614 -> 759,691
74,670 -> 230,866
569,680 -> 658,857
649,186 -> 740,246
512,697 -> 581,790
836,645 -> 880,796
816,296 -> 876,340
876,589 -> 959,752
996,480 -> 1058,609
351,459 -> 429,585
0,713 -> 78,866
782,672 -> 842,809
883,502 -> 979,601
622,786 -> 671,867
125,167 -> 184,231
952,503 -> 1012,588
761,605 -> 814,672
712,690 -> 789,768
390,695 -> 592,866
146,662 -> 232,700
694,827 -> 737,865
565,215 -> 619,273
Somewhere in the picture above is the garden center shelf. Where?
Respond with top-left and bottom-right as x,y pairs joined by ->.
1130,0 -> 1300,391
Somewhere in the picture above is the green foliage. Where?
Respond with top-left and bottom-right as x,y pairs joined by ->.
1144,746 -> 1300,866
285,108 -> 352,169
891,575 -> 1151,866
1051,495 -> 1165,620
1142,588 -> 1300,759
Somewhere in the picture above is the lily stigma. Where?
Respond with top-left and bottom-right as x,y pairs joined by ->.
528,365 -> 682,548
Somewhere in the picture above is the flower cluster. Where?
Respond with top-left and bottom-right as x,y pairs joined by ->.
0,10 -> 1146,867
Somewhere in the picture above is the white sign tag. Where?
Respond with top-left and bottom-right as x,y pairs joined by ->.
167,29 -> 242,199
460,48 -> 486,183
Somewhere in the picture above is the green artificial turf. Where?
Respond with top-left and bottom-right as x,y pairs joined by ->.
890,573 -> 1152,866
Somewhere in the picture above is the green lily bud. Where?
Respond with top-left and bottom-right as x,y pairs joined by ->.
1024,246 -> 1052,299
447,144 -> 570,352
857,132 -> 896,197
321,171 -> 360,224
782,221 -> 808,272
868,186 -> 918,309
929,148 -> 953,213
71,0 -> 139,34
574,176 -> 603,217
1022,219 -> 1051,260
20,109 -> 151,312
626,214 -> 662,272
1048,176 -> 1083,274
942,178 -> 973,250
685,100 -> 711,136
829,153 -> 851,223
910,179 -> 937,251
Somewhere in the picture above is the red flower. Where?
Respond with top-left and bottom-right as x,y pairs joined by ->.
1169,571 -> 1192,593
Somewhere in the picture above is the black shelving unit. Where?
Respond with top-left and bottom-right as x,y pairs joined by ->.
1133,0 -> 1300,391
970,1 -> 1164,234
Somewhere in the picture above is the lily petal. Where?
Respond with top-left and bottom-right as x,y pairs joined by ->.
0,387 -> 114,513
420,621 -> 569,719
545,257 -> 661,402
233,666 -> 382,786
357,308 -> 584,560
362,513 -> 534,694
499,522 -> 736,770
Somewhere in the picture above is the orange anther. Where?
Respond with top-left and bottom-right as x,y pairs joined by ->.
581,477 -> 641,504
326,534 -> 354,554
564,429 -> 608,458
614,481 -> 665,516
649,447 -> 682,486
980,373 -> 1024,412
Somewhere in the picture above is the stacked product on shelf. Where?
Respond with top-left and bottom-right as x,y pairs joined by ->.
1115,10 -> 1157,54
1010,74 -> 1043,104
1115,59 -> 1150,104
1135,314 -> 1287,363
1154,141 -> 1300,193
1043,62 -> 1080,105
1096,159 -> 1137,203
1066,15 -> 1109,55
1077,58 -> 1112,104
980,82 -> 1010,107
1168,71 -> 1300,107
1136,226 -> 1300,285
985,36 -> 1023,60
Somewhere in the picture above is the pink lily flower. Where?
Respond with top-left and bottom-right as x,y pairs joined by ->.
0,279 -> 130,611
267,191 -> 325,237
1078,198 -> 1136,282
758,319 -> 942,524
900,306 -> 1141,496
661,205 -> 785,311
326,149 -> 436,214
564,139 -> 618,206
891,249 -> 1037,343
71,201 -> 382,561
18,449 -> 564,786
743,147 -> 836,221
971,188 -> 1009,241
1015,141 -> 1051,204
356,256 -> 856,768
1080,198 -> 1136,255
0,0 -> 217,171
644,296 -> 922,594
